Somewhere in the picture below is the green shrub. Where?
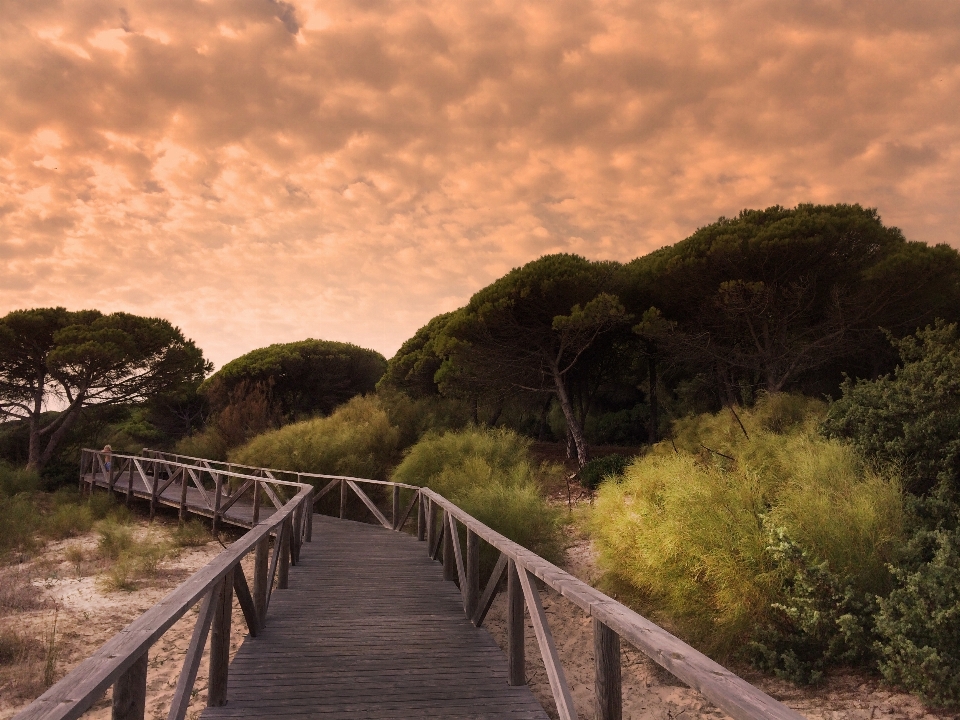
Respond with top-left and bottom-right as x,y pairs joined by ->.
0,463 -> 40,496
822,321 -> 960,496
97,520 -> 134,560
0,493 -> 39,556
175,426 -> 229,462
392,427 -> 565,562
172,519 -> 211,547
591,394 -> 904,668
230,395 -> 401,480
874,517 -> 960,707
580,454 -> 631,491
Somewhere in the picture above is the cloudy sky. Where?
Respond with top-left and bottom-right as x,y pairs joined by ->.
2,1 -> 959,368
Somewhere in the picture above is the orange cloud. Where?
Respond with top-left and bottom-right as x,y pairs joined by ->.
1,0 -> 958,367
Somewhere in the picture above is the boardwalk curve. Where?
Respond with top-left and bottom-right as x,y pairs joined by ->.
14,448 -> 806,720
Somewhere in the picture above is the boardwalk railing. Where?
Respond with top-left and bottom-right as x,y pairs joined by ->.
18,449 -> 804,720
18,450 -> 315,720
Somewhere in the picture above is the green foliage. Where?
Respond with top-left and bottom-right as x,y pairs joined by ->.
579,454 -> 631,490
391,427 -> 565,561
823,321 -> 960,496
875,524 -> 960,708
0,462 -> 40,496
172,519 -> 211,547
591,395 -> 904,665
748,529 -> 882,684
0,307 -> 210,472
202,339 -> 386,420
230,395 -> 401,480
631,204 -> 960,400
97,520 -> 134,560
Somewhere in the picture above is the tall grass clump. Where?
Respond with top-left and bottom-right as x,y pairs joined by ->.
591,393 -> 904,676
230,395 -> 401,480
391,427 -> 565,562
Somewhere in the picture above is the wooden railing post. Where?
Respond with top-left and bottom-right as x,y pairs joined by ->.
594,619 -> 622,720
339,478 -> 347,519
112,648 -> 148,720
278,519 -> 291,589
208,571 -> 233,708
254,537 -> 268,630
252,480 -> 261,525
149,463 -> 159,521
442,510 -> 456,582
291,505 -> 302,565
212,473 -> 223,533
126,460 -> 134,506
392,486 -> 401,530
179,468 -> 188,523
306,490 -> 314,542
417,492 -> 426,541
426,498 -> 436,553
507,558 -> 525,686
466,529 -> 480,619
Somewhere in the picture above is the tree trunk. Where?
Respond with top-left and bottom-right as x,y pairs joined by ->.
551,364 -> 588,468
26,384 -> 44,471
647,355 -> 658,445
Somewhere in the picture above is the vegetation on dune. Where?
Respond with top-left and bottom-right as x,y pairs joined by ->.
229,395 -> 402,479
591,394 -> 905,677
392,427 -> 565,562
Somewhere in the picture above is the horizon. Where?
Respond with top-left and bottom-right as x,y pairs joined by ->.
3,1 -> 959,369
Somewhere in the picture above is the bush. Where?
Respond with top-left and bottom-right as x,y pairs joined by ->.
172,519 -> 211,547
580,454 -> 631,491
0,463 -> 40,496
591,394 -> 904,669
822,321 -> 960,496
97,520 -> 134,560
874,524 -> 960,707
391,427 -> 565,562
230,395 -> 401,480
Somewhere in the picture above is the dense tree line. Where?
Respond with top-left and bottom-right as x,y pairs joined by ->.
381,204 -> 960,465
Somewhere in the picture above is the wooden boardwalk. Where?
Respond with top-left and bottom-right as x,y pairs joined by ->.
19,451 -> 804,720
202,514 -> 549,719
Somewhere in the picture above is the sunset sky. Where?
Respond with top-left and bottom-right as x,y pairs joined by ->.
2,1 -> 959,369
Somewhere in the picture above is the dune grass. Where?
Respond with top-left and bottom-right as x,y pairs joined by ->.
591,394 -> 905,658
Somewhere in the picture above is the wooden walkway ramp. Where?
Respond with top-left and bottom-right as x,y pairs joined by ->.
204,515 -> 548,719
17,449 -> 806,720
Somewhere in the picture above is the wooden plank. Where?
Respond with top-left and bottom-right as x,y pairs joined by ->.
473,553 -> 507,628
346,480 -> 392,529
219,478 -> 255,514
466,529 -> 480,620
112,649 -> 147,720
507,559 -> 525,687
594,619 -> 621,720
516,566 -> 578,720
208,571 -> 233,707
233,565 -> 259,638
395,489 -> 418,532
167,590 -> 216,720
260,481 -> 283,510
447,514 -> 467,608
313,478 -> 340,504
186,467 -> 214,511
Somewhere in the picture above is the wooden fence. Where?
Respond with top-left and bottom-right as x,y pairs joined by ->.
16,449 -> 805,720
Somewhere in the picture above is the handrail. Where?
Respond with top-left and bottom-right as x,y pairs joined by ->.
143,448 -> 421,490
16,450 -> 803,720
14,451 -> 314,720
420,488 -> 806,720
